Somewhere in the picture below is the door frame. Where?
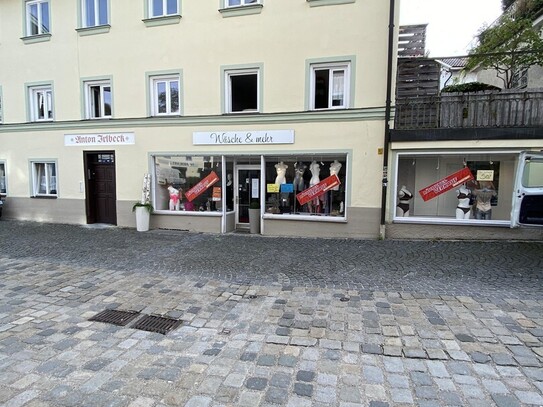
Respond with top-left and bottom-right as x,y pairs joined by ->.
235,164 -> 261,228
84,150 -> 117,225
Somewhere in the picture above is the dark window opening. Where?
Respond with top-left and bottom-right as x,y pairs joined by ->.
230,74 -> 257,112
314,69 -> 329,109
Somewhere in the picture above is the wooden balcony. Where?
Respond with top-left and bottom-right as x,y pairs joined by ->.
394,89 -> 543,130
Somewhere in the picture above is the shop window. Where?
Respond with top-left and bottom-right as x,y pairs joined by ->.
31,161 -> 57,197
395,154 -> 515,222
84,80 -> 112,119
310,62 -> 350,110
0,162 -> 6,195
264,156 -> 346,218
151,76 -> 180,116
149,0 -> 178,17
153,155 -> 222,212
225,68 -> 260,113
81,0 -> 109,27
25,0 -> 50,36
29,85 -> 53,122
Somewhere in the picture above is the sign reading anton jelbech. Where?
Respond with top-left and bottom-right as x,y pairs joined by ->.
65,132 -> 135,146
193,130 -> 294,145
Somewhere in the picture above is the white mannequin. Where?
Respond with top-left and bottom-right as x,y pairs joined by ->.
226,173 -> 232,187
275,162 -> 288,185
167,185 -> 180,211
329,160 -> 342,191
309,161 -> 320,186
396,185 -> 413,217
456,185 -> 471,220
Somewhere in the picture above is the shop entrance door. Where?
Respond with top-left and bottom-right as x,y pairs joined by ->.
84,151 -> 117,225
236,165 -> 260,228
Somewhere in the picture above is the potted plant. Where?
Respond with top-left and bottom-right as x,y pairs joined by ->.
248,200 -> 261,234
133,174 -> 153,232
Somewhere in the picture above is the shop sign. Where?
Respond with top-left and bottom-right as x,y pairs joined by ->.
296,174 -> 340,206
193,130 -> 294,145
477,170 -> 494,181
185,171 -> 219,202
419,167 -> 474,202
267,184 -> 280,193
212,187 -> 221,201
65,132 -> 135,146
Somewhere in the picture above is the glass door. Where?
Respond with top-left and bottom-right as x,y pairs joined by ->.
236,165 -> 261,227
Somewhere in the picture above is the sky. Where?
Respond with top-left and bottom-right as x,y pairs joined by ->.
400,0 -> 503,57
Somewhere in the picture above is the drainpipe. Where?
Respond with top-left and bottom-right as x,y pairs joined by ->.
379,0 -> 396,240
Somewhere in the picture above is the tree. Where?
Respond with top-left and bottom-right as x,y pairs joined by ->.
466,15 -> 543,88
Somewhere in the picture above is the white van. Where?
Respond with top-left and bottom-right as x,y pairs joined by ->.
511,151 -> 543,228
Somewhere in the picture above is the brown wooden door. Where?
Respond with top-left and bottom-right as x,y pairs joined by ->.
85,152 -> 117,225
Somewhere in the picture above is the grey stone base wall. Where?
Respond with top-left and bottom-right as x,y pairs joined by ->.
1,197 -> 86,224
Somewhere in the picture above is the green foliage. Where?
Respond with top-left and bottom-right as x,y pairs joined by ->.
467,15 -> 543,88
132,202 -> 154,213
441,82 -> 501,93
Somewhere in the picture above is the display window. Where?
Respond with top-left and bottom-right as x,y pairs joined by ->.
395,153 -> 517,223
264,155 -> 347,218
153,155 -> 222,213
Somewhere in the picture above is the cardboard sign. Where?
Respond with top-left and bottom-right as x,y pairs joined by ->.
281,183 -> 294,193
185,171 -> 219,202
267,184 -> 280,193
419,167 -> 474,202
296,175 -> 340,206
477,170 -> 494,181
212,187 -> 221,201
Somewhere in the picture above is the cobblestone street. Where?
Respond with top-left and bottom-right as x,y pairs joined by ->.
0,220 -> 542,406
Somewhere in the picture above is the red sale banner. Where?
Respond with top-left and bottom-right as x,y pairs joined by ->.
419,167 -> 474,202
296,174 -> 341,206
185,171 -> 220,202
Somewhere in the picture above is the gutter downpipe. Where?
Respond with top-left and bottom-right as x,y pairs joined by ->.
379,0 -> 396,240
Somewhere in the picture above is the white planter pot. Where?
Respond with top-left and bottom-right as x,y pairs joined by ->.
135,206 -> 150,232
248,208 -> 261,234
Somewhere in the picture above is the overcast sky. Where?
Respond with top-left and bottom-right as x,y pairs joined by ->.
400,0 -> 503,57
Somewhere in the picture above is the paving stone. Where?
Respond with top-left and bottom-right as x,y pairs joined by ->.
246,377 -> 268,391
293,382 -> 313,397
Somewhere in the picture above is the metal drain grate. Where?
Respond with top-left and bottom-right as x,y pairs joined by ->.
89,309 -> 141,326
131,315 -> 182,335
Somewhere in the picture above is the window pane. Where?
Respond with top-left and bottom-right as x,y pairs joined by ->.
228,0 -> 241,6
37,92 -> 45,120
522,160 -> 543,188
98,0 -> 108,25
166,0 -> 177,15
152,0 -> 163,16
156,82 -> 167,114
103,86 -> 111,116
41,2 -> 50,33
85,0 -> 96,26
29,3 -> 39,35
91,86 -> 101,117
230,74 -> 257,112
47,163 -> 57,194
170,81 -> 179,113
314,69 -> 329,109
46,90 -> 53,119
331,70 -> 345,107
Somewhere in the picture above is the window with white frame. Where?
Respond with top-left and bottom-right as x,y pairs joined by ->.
31,161 -> 57,197
150,0 -> 178,17
310,62 -> 350,110
29,86 -> 53,122
85,80 -> 112,119
81,0 -> 108,27
226,0 -> 259,6
26,0 -> 50,36
0,162 -> 6,195
151,76 -> 180,116
225,69 -> 259,113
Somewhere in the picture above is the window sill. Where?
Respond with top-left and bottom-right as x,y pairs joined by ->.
143,14 -> 182,27
31,195 -> 58,199
306,0 -> 355,6
154,210 -> 222,217
393,217 -> 511,227
263,213 -> 347,223
21,33 -> 52,44
76,25 -> 111,37
219,4 -> 263,17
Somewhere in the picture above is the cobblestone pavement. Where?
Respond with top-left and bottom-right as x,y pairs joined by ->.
0,220 -> 542,406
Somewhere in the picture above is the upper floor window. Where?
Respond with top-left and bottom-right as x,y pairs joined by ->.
26,0 -> 50,36
82,0 -> 109,27
151,76 -> 180,116
225,68 -> 260,113
84,80 -> 112,119
29,86 -> 53,122
31,161 -> 57,197
226,0 -> 259,6
310,62 -> 350,110
150,0 -> 178,17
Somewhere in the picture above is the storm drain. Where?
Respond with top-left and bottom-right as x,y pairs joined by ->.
89,309 -> 141,326
131,315 -> 183,335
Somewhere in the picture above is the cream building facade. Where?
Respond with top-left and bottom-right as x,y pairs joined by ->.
0,0 -> 399,238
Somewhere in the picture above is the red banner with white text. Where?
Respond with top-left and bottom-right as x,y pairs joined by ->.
185,171 -> 220,202
296,174 -> 341,206
419,167 -> 474,202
